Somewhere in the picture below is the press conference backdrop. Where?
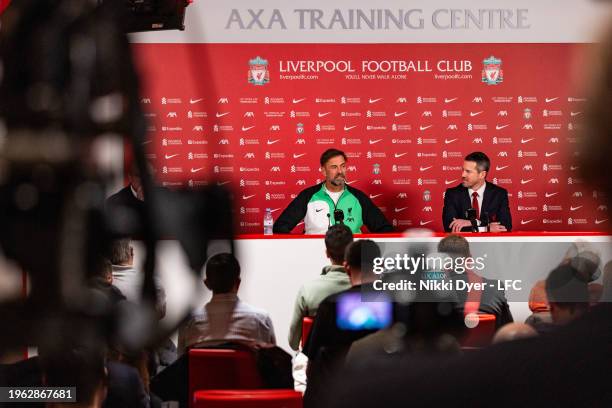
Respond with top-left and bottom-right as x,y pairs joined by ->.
129,0 -> 612,233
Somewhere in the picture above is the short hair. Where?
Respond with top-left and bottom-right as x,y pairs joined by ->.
320,148 -> 347,167
545,264 -> 589,311
205,253 -> 241,293
109,239 -> 132,265
41,347 -> 106,405
345,239 -> 381,273
464,151 -> 490,173
325,224 -> 354,264
438,234 -> 471,258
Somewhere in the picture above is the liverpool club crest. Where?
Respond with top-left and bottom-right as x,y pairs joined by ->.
248,56 -> 270,86
482,56 -> 503,85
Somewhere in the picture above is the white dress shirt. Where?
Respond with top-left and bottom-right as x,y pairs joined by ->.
178,293 -> 276,354
468,182 -> 487,231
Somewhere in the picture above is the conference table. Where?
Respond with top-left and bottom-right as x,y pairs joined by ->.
143,231 -> 612,352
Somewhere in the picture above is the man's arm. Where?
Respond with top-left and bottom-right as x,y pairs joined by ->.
442,189 -> 460,232
497,189 -> 512,231
353,189 -> 394,232
273,188 -> 313,234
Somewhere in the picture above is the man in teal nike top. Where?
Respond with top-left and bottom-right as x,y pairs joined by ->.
273,148 -> 394,234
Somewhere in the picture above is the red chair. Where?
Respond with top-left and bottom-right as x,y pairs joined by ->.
188,349 -> 264,408
301,317 -> 314,347
194,390 -> 303,408
461,313 -> 497,347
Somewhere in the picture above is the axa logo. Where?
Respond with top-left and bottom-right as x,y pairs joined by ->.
422,206 -> 433,212
522,124 -> 533,130
447,124 -> 458,130
218,97 -> 229,104
421,111 -> 432,117
397,193 -> 407,198
167,112 -> 177,118
572,191 -> 582,197
244,153 -> 255,159
498,110 -> 508,116
193,125 -> 204,131
296,139 -> 306,144
472,138 -> 483,143
140,98 -> 151,104
347,165 -> 357,171
270,166 -> 281,172
296,179 -> 306,185
472,97 -> 483,103
497,151 -> 508,157
549,178 -> 559,183
548,137 -> 559,143
523,164 -> 533,170
270,125 -> 280,131
218,139 -> 230,145
372,179 -> 382,185
244,112 -> 255,117
396,97 -> 408,103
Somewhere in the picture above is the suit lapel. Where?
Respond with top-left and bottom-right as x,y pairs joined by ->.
482,182 -> 494,214
459,185 -> 471,212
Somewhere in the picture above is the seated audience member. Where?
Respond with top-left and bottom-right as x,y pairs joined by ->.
89,257 -> 125,304
42,348 -> 107,408
108,239 -> 140,302
437,234 -> 513,327
288,224 -> 354,351
492,323 -> 538,344
178,253 -> 276,354
303,240 -> 381,406
545,264 -> 589,326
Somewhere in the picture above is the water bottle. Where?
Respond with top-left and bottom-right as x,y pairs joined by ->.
263,208 -> 273,235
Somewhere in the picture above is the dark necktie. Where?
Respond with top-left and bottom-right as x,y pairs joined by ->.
472,192 -> 480,219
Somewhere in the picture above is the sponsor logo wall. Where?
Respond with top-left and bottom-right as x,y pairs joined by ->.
133,43 -> 606,233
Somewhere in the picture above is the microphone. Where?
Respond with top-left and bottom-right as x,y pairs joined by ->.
334,209 -> 345,225
465,208 -> 479,232
327,213 -> 331,228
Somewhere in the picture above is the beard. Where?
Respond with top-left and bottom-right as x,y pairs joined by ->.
330,175 -> 346,186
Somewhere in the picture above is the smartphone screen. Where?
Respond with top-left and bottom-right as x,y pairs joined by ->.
336,292 -> 392,331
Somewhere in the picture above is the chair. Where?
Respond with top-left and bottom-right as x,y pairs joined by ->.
301,317 -> 314,347
194,390 -> 303,408
461,313 -> 496,347
188,349 -> 264,408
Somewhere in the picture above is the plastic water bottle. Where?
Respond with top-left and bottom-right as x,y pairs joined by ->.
263,208 -> 273,235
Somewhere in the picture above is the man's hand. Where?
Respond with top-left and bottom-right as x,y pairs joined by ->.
449,218 -> 473,232
489,222 -> 507,233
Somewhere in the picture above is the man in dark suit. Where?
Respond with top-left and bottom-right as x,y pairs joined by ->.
442,152 -> 511,232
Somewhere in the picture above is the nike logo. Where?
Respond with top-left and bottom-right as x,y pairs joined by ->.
445,138 -> 458,144
545,152 -> 558,157
369,139 -> 382,144
318,112 -> 331,117
570,166 -> 579,171
570,206 -> 583,211
216,112 -> 229,118
315,208 -> 324,212
444,97 -> 458,103
270,208 -> 281,213
217,181 -> 231,186
545,192 -> 559,198
369,98 -> 382,104
470,111 -> 483,117
346,180 -> 358,185
570,111 -> 582,117
496,165 -> 509,171
521,219 -> 535,225
394,207 -> 408,213
242,126 -> 255,131
496,124 -> 509,130
293,98 -> 306,104
420,220 -> 433,226
521,138 -> 534,144
420,166 -> 433,171
369,194 -> 382,199
420,125 -> 433,131
394,153 -> 408,158
394,111 -> 407,117
521,178 -> 534,184
445,179 -> 458,185
293,153 -> 306,158
165,154 -> 179,159
190,167 -> 204,173
142,140 -> 153,145
344,125 -> 357,131
267,139 -> 280,145
242,194 -> 255,200
545,97 -> 559,103
595,219 -> 609,224
190,98 -> 204,104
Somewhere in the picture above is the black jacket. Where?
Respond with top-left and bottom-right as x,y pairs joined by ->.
442,182 -> 512,232
273,183 -> 394,234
